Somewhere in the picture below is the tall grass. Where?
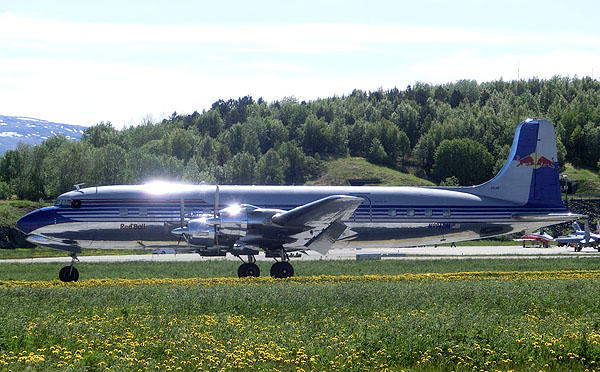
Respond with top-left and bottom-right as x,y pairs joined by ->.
2,257 -> 600,281
2,259 -> 600,371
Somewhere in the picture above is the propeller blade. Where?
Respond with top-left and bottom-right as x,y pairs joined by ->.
214,185 -> 219,219
179,196 -> 185,228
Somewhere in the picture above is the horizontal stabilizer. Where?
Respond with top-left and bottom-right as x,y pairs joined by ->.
512,212 -> 581,222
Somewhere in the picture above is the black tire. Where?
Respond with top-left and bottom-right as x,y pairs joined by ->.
238,263 -> 260,278
59,266 -> 79,282
270,262 -> 294,278
59,266 -> 67,282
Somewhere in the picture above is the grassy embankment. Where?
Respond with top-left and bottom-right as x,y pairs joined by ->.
563,163 -> 600,195
308,156 -> 435,186
2,258 -> 600,371
0,200 -> 46,227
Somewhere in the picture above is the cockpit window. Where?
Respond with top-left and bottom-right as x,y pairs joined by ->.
54,198 -> 82,208
55,199 -> 71,207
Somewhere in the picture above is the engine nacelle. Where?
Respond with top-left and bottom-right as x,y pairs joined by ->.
217,205 -> 248,237
179,205 -> 250,247
172,204 -> 284,248
186,218 -> 216,246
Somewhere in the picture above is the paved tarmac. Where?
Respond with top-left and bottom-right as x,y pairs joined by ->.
2,244 -> 599,264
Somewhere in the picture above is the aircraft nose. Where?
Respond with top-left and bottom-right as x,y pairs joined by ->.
16,207 -> 56,234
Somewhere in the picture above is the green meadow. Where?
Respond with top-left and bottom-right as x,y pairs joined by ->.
2,258 -> 600,371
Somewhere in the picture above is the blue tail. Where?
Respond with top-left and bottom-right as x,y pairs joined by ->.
473,119 -> 564,208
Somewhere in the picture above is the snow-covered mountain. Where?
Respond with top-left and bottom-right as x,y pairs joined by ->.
0,115 -> 86,154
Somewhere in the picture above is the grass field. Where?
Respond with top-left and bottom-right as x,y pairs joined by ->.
2,259 -> 600,371
307,157 -> 434,187
0,200 -> 47,227
563,163 -> 600,195
0,246 -> 153,259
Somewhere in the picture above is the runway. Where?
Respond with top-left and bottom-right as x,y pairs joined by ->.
2,245 -> 599,264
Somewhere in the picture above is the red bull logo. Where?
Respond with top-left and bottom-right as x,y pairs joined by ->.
515,153 -> 555,169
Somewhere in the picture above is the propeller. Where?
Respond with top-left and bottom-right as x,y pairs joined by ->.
214,185 -> 220,246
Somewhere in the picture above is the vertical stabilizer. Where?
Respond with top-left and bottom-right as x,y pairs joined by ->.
473,119 -> 563,207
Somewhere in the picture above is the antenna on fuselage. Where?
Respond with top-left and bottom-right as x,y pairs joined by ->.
74,183 -> 86,191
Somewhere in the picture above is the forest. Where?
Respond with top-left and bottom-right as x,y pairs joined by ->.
1,76 -> 600,201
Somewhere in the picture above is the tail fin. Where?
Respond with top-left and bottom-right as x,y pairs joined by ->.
473,119 -> 563,207
573,221 -> 582,232
584,220 -> 590,242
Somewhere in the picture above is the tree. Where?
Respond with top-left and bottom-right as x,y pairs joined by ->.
302,114 -> 333,154
166,128 -> 194,161
278,141 -> 307,184
193,109 -> 223,137
432,138 -> 494,185
89,143 -> 127,185
256,149 -> 285,185
367,138 -> 387,165
223,152 -> 256,185
440,176 -> 459,186
42,141 -> 92,197
82,122 -> 119,147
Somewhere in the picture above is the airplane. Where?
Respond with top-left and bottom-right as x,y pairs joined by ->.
16,118 -> 580,282
514,231 -> 554,248
555,220 -> 600,251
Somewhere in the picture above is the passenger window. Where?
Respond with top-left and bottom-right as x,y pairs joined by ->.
119,208 -> 128,217
407,209 -> 415,217
425,209 -> 432,217
443,209 -> 451,217
388,209 -> 397,216
140,208 -> 148,216
71,200 -> 81,209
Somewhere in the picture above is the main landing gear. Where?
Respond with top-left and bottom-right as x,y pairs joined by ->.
237,255 -> 260,278
270,249 -> 294,278
235,249 -> 295,279
59,253 -> 79,282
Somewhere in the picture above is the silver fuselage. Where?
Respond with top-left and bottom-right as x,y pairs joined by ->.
19,183 -> 571,251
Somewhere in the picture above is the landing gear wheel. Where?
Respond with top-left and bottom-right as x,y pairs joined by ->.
270,261 -> 294,279
59,266 -> 79,282
238,263 -> 260,278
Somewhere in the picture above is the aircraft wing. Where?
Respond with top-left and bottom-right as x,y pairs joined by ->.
272,195 -> 363,228
556,236 -> 593,245
26,235 -> 82,253
272,195 -> 363,254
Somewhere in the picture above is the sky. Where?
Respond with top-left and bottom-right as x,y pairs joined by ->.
1,0 -> 599,128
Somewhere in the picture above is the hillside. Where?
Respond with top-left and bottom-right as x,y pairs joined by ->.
562,163 -> 600,195
308,157 -> 434,186
0,115 -> 85,154
0,200 -> 46,249
1,77 -> 599,201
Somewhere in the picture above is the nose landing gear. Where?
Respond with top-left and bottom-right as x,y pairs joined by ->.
59,253 -> 79,282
